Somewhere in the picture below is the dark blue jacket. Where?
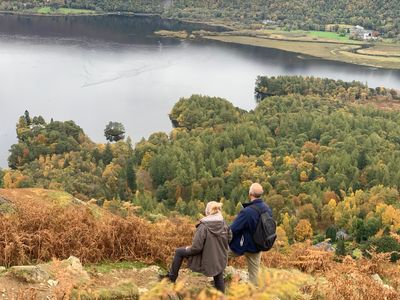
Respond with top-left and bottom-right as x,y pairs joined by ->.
229,199 -> 273,255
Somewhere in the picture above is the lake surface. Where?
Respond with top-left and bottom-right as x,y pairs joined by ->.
1,14 -> 400,168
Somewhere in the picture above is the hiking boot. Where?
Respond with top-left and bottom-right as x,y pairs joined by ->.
158,273 -> 173,282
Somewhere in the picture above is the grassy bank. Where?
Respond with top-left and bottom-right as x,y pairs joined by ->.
203,34 -> 400,69
0,7 -> 99,16
252,29 -> 359,44
36,7 -> 96,15
356,44 -> 400,57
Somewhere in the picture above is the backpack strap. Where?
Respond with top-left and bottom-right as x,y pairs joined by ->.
248,204 -> 265,215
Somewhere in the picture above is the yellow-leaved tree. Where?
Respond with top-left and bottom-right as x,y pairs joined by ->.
294,219 -> 313,242
376,203 -> 400,233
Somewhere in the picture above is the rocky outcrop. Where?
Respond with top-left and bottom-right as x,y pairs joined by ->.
7,265 -> 50,284
58,256 -> 91,285
6,256 -> 90,286
371,273 -> 393,290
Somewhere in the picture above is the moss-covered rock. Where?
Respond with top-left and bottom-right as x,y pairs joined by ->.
7,265 -> 50,283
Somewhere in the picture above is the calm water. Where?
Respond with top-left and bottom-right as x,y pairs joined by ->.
1,14 -> 400,167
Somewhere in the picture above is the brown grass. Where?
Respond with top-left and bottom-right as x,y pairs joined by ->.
0,189 -> 193,267
1,188 -> 399,299
261,244 -> 400,299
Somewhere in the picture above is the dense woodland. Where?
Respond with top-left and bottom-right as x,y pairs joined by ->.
255,76 -> 400,101
2,76 -> 400,259
166,0 -> 400,37
0,0 -> 399,37
5,112 -> 136,200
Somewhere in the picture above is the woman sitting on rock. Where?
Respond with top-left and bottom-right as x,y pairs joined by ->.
163,201 -> 231,293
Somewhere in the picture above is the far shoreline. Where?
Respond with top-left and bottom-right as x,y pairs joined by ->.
1,10 -> 399,71
0,10 -> 232,31
0,10 -> 159,18
202,35 -> 400,71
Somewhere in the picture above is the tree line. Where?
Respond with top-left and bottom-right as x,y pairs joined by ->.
255,75 -> 399,102
2,76 -> 400,259
0,0 -> 398,38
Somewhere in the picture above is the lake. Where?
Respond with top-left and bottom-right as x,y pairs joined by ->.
1,14 -> 400,168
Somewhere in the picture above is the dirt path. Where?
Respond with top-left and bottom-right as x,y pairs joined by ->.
0,266 -> 215,299
0,277 -> 52,300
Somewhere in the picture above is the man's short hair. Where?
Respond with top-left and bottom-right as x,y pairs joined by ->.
249,183 -> 264,198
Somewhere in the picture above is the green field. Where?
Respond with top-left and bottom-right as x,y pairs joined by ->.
307,30 -> 350,41
35,7 -> 96,15
57,7 -> 96,14
254,28 -> 356,44
36,6 -> 51,14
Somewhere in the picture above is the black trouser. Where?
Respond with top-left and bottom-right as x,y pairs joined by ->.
168,247 -> 225,293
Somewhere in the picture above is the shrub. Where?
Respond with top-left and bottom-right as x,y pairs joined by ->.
0,195 -> 194,267
373,236 -> 400,262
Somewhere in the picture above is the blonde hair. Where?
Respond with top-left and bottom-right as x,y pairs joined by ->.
205,201 -> 223,216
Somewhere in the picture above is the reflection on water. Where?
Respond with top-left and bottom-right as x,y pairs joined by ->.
0,14 -> 400,167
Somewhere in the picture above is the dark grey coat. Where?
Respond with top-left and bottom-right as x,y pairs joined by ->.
187,217 -> 231,277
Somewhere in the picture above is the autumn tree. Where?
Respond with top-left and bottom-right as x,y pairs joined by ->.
0,169 -> 4,188
126,137 -> 137,192
104,121 -> 125,142
24,110 -> 31,125
6,76 -> 400,243
103,143 -> 114,165
294,219 -> 313,242
336,238 -> 346,256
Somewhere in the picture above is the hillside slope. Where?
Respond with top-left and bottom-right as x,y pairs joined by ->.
3,77 -> 400,267
0,188 -> 399,299
0,188 -> 86,208
0,188 -> 193,268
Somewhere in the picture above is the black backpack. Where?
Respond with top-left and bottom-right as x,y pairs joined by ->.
249,205 -> 277,251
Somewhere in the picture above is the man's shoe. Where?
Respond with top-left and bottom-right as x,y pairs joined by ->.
158,273 -> 172,282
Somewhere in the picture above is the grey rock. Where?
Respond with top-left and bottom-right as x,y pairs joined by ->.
224,266 -> 249,282
336,230 -> 351,240
8,265 -> 50,283
60,256 -> 90,284
371,273 -> 383,284
313,242 -> 335,252
140,265 -> 160,273
371,273 -> 393,290
138,287 -> 149,295
8,256 -> 90,287
47,279 -> 59,287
